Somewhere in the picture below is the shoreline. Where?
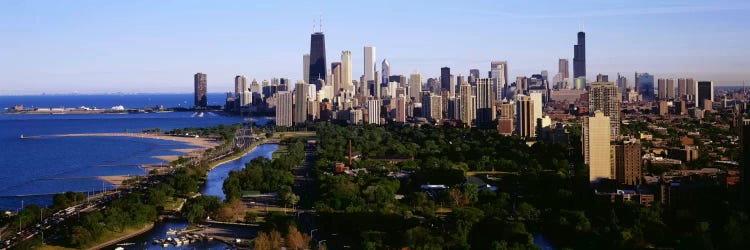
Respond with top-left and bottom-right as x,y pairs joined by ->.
47,132 -> 219,186
85,223 -> 154,250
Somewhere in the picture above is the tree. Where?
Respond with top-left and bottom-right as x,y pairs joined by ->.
286,226 -> 311,250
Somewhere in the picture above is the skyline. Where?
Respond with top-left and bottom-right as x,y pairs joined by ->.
2,0 -> 750,94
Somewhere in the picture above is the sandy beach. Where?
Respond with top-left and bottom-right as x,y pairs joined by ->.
49,133 -> 219,185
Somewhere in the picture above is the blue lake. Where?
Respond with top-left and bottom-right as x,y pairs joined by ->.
0,94 -> 272,210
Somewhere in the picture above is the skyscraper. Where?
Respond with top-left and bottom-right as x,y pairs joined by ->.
498,101 -> 514,136
584,110 -> 612,183
529,92 -> 543,130
395,95 -> 406,123
573,31 -> 586,79
364,46 -> 376,84
558,59 -> 569,82
381,59 -> 390,85
409,72 -> 423,103
194,72 -> 207,108
615,139 -> 642,185
440,67 -> 451,92
469,69 -> 480,83
657,78 -> 665,100
686,78 -> 696,101
294,81 -> 309,124
459,81 -> 473,124
516,95 -> 535,138
637,73 -> 655,101
341,51 -> 353,92
331,62 -> 342,96
491,61 -> 508,100
235,75 -> 248,97
276,91 -> 293,127
616,73 -> 627,99
303,54 -> 310,84
677,78 -> 687,100
589,82 -> 621,141
668,79 -> 676,99
367,99 -> 380,125
309,32 -> 327,90
697,81 -> 714,108
476,78 -> 495,126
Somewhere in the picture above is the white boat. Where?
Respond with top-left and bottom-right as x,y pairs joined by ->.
166,228 -> 178,235
115,247 -> 124,250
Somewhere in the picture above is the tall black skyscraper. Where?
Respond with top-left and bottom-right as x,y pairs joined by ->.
309,32 -> 327,91
573,31 -> 586,78
440,67 -> 451,91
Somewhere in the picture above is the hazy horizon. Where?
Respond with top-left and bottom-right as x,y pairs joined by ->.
2,0 -> 749,95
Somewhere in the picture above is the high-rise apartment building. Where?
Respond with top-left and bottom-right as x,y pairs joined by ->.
194,72 -> 207,108
584,111 -> 612,183
459,81 -> 473,124
573,31 -> 586,79
294,81 -> 309,124
476,78 -> 495,126
498,101 -> 514,136
364,46 -> 376,84
677,78 -> 687,99
367,99 -> 380,125
331,62 -> 342,96
276,91 -> 293,127
516,95 -> 535,138
615,139 -> 642,186
589,82 -> 621,141
395,95 -> 406,123
309,32 -> 327,90
666,78 -> 675,99
409,72 -> 423,103
697,81 -> 714,108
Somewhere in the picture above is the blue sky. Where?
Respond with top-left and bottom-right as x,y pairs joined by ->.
1,0 -> 749,94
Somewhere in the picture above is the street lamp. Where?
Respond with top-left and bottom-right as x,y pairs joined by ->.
318,240 -> 326,249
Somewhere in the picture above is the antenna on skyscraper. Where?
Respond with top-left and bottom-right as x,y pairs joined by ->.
312,18 -> 316,33
319,14 -> 323,32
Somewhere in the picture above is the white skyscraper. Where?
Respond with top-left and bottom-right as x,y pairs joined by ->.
303,54 -> 310,84
529,92 -> 543,128
234,75 -> 248,97
409,72 -> 423,103
364,46 -> 376,83
584,111 -> 612,183
381,59 -> 390,84
341,51 -> 353,92
367,99 -> 380,125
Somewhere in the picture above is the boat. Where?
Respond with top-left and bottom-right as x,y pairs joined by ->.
115,247 -> 124,250
162,242 -> 169,248
166,228 -> 178,235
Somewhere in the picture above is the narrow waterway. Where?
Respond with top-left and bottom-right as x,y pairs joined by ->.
107,143 -> 279,249
201,143 -> 279,200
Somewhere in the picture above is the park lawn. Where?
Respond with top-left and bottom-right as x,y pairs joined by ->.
273,131 -> 316,140
77,224 -> 153,250
35,245 -> 77,250
163,197 -> 186,211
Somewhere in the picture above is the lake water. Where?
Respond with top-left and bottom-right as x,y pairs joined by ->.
0,94 -> 272,211
201,144 -> 279,200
